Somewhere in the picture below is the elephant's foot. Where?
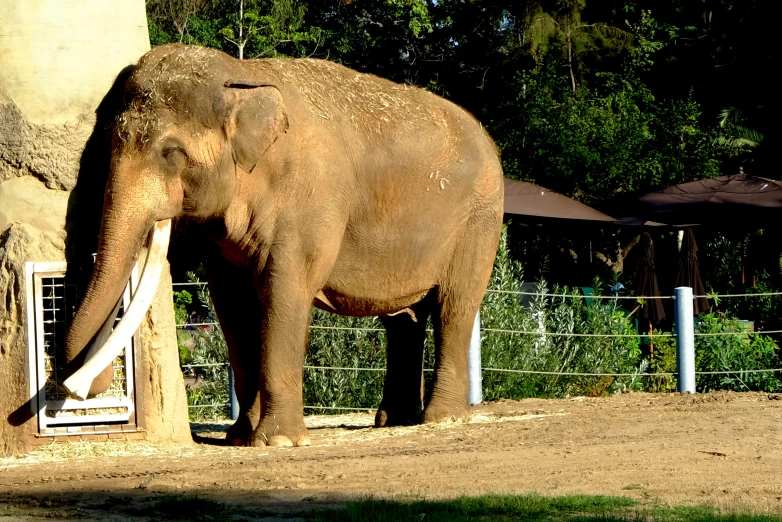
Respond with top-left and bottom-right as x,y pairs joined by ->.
374,403 -> 422,428
225,416 -> 255,446
422,400 -> 470,424
251,413 -> 311,448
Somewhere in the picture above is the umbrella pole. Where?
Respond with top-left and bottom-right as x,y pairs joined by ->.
649,321 -> 654,360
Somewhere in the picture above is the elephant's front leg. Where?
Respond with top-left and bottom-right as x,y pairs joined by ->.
251,276 -> 313,448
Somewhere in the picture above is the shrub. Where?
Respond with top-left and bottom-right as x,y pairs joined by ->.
694,314 -> 780,392
304,312 -> 388,412
481,228 -> 646,399
176,281 -> 230,421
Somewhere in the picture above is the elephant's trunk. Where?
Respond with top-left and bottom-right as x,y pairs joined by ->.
64,183 -> 170,398
64,220 -> 171,400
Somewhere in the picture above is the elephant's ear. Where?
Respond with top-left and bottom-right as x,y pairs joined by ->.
223,80 -> 289,173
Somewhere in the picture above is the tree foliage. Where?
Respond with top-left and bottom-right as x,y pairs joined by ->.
148,0 -> 772,201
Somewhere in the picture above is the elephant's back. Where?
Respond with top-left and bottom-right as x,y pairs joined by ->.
254,58 -> 459,135
254,57 -> 503,211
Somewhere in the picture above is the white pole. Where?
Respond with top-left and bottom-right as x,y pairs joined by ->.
674,287 -> 696,393
228,366 -> 240,420
468,311 -> 482,405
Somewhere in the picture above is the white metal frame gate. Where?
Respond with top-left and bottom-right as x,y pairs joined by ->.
25,261 -> 139,433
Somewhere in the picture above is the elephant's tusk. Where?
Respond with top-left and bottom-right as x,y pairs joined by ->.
74,294 -> 125,379
63,219 -> 172,400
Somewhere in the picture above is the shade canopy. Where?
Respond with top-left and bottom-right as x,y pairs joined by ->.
622,173 -> 782,225
503,178 -> 616,222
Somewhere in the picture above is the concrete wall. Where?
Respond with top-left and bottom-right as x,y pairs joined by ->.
0,0 -> 191,456
0,1 -> 150,126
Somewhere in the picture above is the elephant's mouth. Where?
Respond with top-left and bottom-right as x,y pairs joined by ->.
62,219 -> 172,400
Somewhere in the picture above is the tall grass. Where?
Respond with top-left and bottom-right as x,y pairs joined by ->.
481,230 -> 645,399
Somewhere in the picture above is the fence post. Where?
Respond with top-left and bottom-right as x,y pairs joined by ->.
674,286 -> 696,393
228,365 -> 239,420
468,311 -> 482,405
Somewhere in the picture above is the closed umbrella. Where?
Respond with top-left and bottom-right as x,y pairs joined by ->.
634,232 -> 666,323
675,228 -> 710,314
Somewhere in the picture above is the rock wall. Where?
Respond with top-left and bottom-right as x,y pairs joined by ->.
0,222 -> 66,456
0,0 -> 191,456
0,98 -> 94,191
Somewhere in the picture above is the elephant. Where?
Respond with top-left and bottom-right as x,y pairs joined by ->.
63,44 -> 504,448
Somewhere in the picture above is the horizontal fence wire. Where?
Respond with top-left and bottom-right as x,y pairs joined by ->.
485,289 -> 672,299
691,292 -> 782,298
482,368 -> 675,377
690,368 -> 782,375
303,406 -> 375,411
482,328 -> 673,337
175,281 -> 782,299
176,322 -> 782,337
694,329 -> 782,336
187,403 -> 374,411
310,325 -> 386,332
182,365 -> 782,378
485,289 -> 782,299
304,365 -> 435,373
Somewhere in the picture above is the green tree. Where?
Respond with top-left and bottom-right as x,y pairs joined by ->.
526,0 -> 632,92
491,64 -> 724,203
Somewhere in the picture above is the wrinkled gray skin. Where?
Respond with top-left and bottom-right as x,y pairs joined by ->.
65,44 -> 503,447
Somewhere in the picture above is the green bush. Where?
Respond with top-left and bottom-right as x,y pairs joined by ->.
481,229 -> 646,399
647,328 -> 678,393
176,282 -> 230,421
304,312 -> 388,412
644,315 -> 781,393
694,314 -> 780,392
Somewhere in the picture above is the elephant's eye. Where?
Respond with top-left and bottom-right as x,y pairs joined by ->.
162,146 -> 187,169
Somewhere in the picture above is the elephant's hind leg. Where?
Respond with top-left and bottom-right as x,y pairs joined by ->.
423,212 -> 500,424
207,255 -> 262,446
375,302 -> 432,427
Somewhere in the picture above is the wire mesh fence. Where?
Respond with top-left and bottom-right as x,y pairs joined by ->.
173,281 -> 782,420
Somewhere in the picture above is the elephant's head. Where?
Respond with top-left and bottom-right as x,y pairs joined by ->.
63,44 -> 288,399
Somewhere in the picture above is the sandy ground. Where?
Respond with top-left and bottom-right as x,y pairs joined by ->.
1,391 -> 782,520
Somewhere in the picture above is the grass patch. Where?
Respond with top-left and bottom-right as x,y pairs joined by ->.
310,494 -> 782,522
3,493 -> 782,521
648,505 -> 782,522
153,494 -> 231,522
312,494 -> 636,522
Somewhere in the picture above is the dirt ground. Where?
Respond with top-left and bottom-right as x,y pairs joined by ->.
2,391 -> 782,520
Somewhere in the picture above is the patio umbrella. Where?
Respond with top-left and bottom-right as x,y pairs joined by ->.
634,232 -> 666,323
503,178 -> 616,222
614,172 -> 782,225
674,228 -> 710,314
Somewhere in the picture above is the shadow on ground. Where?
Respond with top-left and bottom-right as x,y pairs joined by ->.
0,488 -> 346,521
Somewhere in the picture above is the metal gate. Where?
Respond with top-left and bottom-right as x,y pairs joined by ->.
25,262 -> 138,434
